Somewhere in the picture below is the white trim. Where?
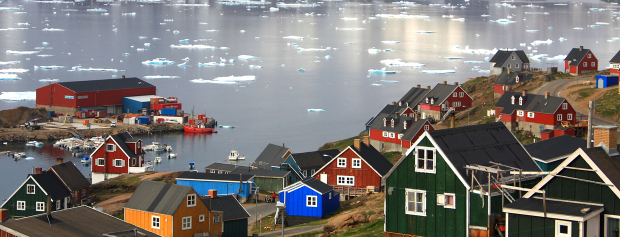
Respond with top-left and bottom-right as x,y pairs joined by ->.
336,175 -> 355,186
556,220 -> 572,237
1,176 -> 48,209
414,147 -> 436,173
113,159 -> 125,167
306,195 -> 318,207
503,206 -> 603,222
352,158 -> 362,168
36,201 -> 45,212
444,193 -> 456,209
26,184 -> 35,194
96,158 -> 105,166
16,201 -> 25,211
404,188 -> 426,216
175,177 -> 255,183
182,216 -> 192,230
282,181 -> 325,195
187,194 -> 197,207
199,214 -> 205,222
105,144 -> 116,152
604,214 -> 620,237
337,158 -> 347,168
313,146 -> 385,178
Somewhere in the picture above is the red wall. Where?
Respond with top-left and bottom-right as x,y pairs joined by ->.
443,87 -> 472,111
91,139 -> 130,174
369,129 -> 402,144
36,83 -> 156,108
499,100 -> 576,126
402,121 -> 434,149
565,51 -> 598,74
313,148 -> 382,189
494,84 -> 507,94
420,104 -> 440,111
36,84 -> 77,108
611,68 -> 619,75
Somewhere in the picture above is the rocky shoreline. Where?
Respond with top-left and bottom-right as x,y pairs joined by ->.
0,123 -> 184,142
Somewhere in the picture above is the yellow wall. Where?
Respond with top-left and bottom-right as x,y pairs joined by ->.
124,208 -> 173,237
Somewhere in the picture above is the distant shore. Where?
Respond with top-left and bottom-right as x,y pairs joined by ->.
0,123 -> 184,142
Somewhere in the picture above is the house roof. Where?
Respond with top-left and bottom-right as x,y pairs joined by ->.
291,149 -> 340,170
368,104 -> 417,134
201,195 -> 250,221
504,198 -> 603,221
176,172 -> 254,182
564,47 -> 593,66
494,71 -> 536,86
124,180 -> 194,216
401,119 -> 431,141
350,142 -> 393,176
205,162 -> 239,172
229,167 -> 290,178
495,91 -> 567,115
583,147 -> 620,191
57,78 -> 154,93
110,133 -> 143,158
31,170 -> 72,201
524,135 -> 587,162
489,50 -> 530,68
283,177 -> 334,194
0,206 -> 159,237
253,144 -> 290,169
50,161 -> 90,192
398,87 -> 431,107
611,50 -> 620,64
420,84 -> 459,106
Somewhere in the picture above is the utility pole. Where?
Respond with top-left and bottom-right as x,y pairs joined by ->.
587,101 -> 594,148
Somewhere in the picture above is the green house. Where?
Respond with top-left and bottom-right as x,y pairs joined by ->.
504,147 -> 620,237
201,195 -> 251,237
383,122 -> 541,237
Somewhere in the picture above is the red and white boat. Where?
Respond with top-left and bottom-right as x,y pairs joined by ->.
184,125 -> 217,133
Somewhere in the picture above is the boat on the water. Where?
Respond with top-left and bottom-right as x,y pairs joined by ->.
155,157 -> 162,164
229,150 -> 245,161
81,156 -> 90,164
184,125 -> 217,133
15,152 -> 26,158
168,153 -> 177,159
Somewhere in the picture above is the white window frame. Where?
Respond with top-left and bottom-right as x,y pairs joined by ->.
527,112 -> 534,118
182,216 -> 192,230
113,159 -> 125,167
36,202 -> 45,212
337,158 -> 346,168
132,158 -> 136,166
517,110 -> 524,117
199,214 -> 205,222
306,195 -> 317,207
511,55 -> 515,60
336,175 -> 355,186
210,170 -> 216,173
214,215 -> 221,223
508,63 -> 511,68
555,220 -> 571,237
444,193 -> 456,209
389,132 -> 395,138
106,144 -> 116,152
352,158 -> 362,168
459,92 -> 464,98
187,194 -> 196,207
515,63 -> 519,69
567,113 -> 573,120
152,216 -> 161,229
382,131 -> 389,137
398,134 -> 404,140
405,189 -> 426,216
583,62 -> 587,67
27,184 -> 35,194
424,125 -> 430,131
453,101 -> 461,107
518,97 -> 523,105
557,114 -> 563,121
16,201 -> 25,211
56,200 -> 60,210
591,62 -> 596,67
587,54 -> 591,59
415,147 -> 436,173
137,142 -> 141,149
562,103 -> 568,110
453,92 -> 457,97
97,158 -> 105,166
329,192 -> 332,199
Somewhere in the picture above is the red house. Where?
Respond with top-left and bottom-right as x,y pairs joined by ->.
90,132 -> 151,183
418,82 -> 472,121
367,103 -> 434,152
495,91 -> 577,136
312,138 -> 393,198
564,46 -> 598,75
36,77 -> 156,115
610,50 -> 620,76
493,70 -> 536,98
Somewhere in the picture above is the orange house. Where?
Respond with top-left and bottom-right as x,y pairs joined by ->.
124,180 -> 223,237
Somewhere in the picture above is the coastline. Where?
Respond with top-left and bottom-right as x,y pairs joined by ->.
0,123 -> 184,142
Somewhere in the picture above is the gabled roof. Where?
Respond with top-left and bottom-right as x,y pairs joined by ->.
489,50 -> 530,67
124,180 -> 195,216
564,47 -> 594,66
50,161 -> 90,192
90,132 -> 143,160
504,198 -> 603,221
31,170 -> 72,201
401,119 -> 431,141
282,177 -> 334,194
524,135 -> 587,162
205,162 -> 239,172
56,77 -> 154,93
229,167 -> 290,178
291,149 -> 340,170
495,91 -> 567,115
176,172 -> 254,182
398,87 -> 431,106
253,144 -> 290,169
494,71 -> 536,86
368,104 -> 418,133
0,206 -> 159,237
420,84 -> 459,106
201,195 -> 250,221
316,142 -> 393,177
611,50 -> 620,64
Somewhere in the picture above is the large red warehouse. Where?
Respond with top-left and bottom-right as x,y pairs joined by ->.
36,77 -> 156,115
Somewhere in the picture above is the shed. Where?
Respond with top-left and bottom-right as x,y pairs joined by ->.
596,75 -> 619,88
123,95 -> 161,114
230,167 -> 291,193
201,194 -> 251,237
525,135 -> 587,171
175,172 -> 255,203
278,177 -> 339,226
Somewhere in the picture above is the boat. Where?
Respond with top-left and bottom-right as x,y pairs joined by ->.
168,153 -> 177,159
15,152 -> 26,158
184,125 -> 217,133
229,150 -> 245,161
155,157 -> 162,164
152,142 -> 165,152
81,156 -> 90,164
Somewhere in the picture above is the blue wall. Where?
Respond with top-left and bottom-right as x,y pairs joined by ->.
176,179 -> 253,198
122,97 -> 150,114
534,159 -> 564,172
596,75 -> 619,88
279,186 -> 339,218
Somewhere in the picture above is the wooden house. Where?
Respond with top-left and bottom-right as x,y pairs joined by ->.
524,135 -> 587,171
610,50 -> 620,76
312,139 -> 393,198
495,91 -> 577,135
286,149 -> 340,180
124,180 -> 223,237
0,161 -> 90,219
252,144 -> 292,170
489,50 -> 531,75
175,172 -> 255,203
204,162 -> 238,174
90,132 -> 150,184
418,82 -> 472,122
383,122 -> 541,237
229,167 -> 291,193
493,70 -> 536,98
367,102 -> 434,152
0,206 -> 159,236
564,46 -> 598,75
201,192 -> 251,237
278,177 -> 340,226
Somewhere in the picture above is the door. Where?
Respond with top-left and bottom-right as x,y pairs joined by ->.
599,78 -> 604,88
320,174 -> 327,183
587,214 -> 600,237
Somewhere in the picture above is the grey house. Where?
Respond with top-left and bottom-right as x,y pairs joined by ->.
489,50 -> 530,75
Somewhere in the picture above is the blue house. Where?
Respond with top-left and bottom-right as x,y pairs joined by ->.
524,135 -> 587,171
278,177 -> 339,226
175,172 -> 255,203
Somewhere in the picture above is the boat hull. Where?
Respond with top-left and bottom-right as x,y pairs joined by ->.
184,125 -> 217,133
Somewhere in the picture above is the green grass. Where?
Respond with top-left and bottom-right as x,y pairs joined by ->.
595,90 -> 620,117
478,116 -> 496,124
250,212 -> 277,235
461,76 -> 488,92
514,130 -> 537,145
114,214 -> 124,220
382,152 -> 402,164
319,135 -> 360,151
337,219 -> 385,237
569,87 -> 596,100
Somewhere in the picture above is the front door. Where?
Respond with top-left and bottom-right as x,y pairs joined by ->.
320,174 -> 327,183
599,78 -> 604,88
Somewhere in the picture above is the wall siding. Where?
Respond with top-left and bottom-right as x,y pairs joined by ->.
312,148 -> 383,189
281,186 -> 323,218
222,218 -> 248,237
176,179 -> 253,198
0,178 -> 61,218
124,208 -> 173,237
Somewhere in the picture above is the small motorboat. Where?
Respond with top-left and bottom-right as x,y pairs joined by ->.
81,156 -> 90,164
229,150 -> 245,161
15,152 -> 26,158
168,153 -> 177,159
26,141 -> 37,146
184,124 -> 217,133
155,157 -> 162,164
150,142 -> 165,152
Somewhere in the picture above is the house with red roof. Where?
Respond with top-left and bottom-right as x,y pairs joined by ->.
564,46 -> 598,75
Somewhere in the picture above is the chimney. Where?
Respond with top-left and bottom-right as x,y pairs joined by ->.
454,82 -> 458,86
443,81 -> 447,85
392,101 -> 396,105
593,126 -> 618,155
522,90 -> 527,97
545,92 -> 550,99
579,46 -> 583,51
417,85 -> 421,88
56,158 -> 63,165
507,69 -> 511,74
0,209 -> 7,223
414,113 -> 418,121
35,167 -> 42,174
362,136 -> 370,146
282,143 -> 285,148
427,86 -> 431,89
208,189 -> 218,197
353,139 -> 361,150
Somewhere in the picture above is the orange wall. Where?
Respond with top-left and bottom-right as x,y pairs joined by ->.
124,208 -> 173,237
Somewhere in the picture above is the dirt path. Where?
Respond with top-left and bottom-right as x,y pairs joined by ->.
96,193 -> 132,214
556,81 -> 618,125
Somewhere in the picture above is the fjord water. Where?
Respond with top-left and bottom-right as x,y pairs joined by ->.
0,0 -> 618,199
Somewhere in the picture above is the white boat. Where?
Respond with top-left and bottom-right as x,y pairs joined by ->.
155,157 -> 162,163
26,141 -> 42,147
168,153 -> 177,159
229,150 -> 245,161
81,157 -> 90,164
15,152 -> 26,158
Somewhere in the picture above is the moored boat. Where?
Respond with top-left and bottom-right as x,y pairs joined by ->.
229,150 -> 245,161
184,125 -> 217,133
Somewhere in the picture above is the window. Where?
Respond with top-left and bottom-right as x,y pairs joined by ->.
459,92 -> 464,97
329,192 -> 332,199
515,63 -> 519,68
187,194 -> 196,207
508,64 -> 511,68
511,55 -> 515,60
556,220 -> 571,237
583,62 -> 587,67
391,120 -> 394,128
587,54 -> 591,59
303,170 -> 308,177
452,92 -> 456,97
568,113 -> 573,120
306,195 -> 317,207
152,216 -> 161,229
199,214 -> 205,222
517,110 -> 524,117
527,112 -> 534,118
562,103 -> 568,110
518,97 -> 523,105
515,76 -> 520,83
16,201 -> 25,211
444,193 -> 455,209
106,144 -> 116,152
36,202 -> 45,212
337,176 -> 355,186
557,114 -> 563,121
614,64 -> 620,69
27,184 -> 35,194
352,159 -> 361,168
591,62 -> 596,67
382,131 -> 389,137
311,169 -> 315,176
113,159 -> 125,167
182,216 -> 192,230
337,158 -> 346,168
424,125 -> 430,131
214,215 -> 221,223
81,189 -> 87,197
137,142 -> 141,149
405,189 -> 426,216
56,200 -> 60,210
453,101 -> 461,107
132,158 -> 136,166
389,132 -> 395,138
210,170 -> 216,173
415,147 -> 435,173
398,134 -> 404,140
511,96 -> 515,105
383,118 -> 386,127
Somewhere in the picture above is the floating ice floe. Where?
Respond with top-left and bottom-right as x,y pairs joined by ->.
198,62 -> 222,66
70,66 -> 118,72
276,2 -> 320,8
6,50 -> 40,55
464,61 -> 484,64
420,70 -> 456,74
382,41 -> 400,44
336,27 -> 366,31
297,68 -> 306,72
526,30 -> 539,33
0,61 -> 20,65
417,30 -> 435,34
144,75 -> 180,79
35,65 -> 64,70
142,58 -> 175,65
0,91 -> 35,100
270,7 -> 279,11
451,18 -> 465,21
341,17 -> 358,20
238,55 -> 260,60
283,36 -> 305,40
559,37 -> 568,41
42,28 -> 65,31
0,28 -> 28,31
380,80 -> 399,83
249,65 -> 263,68
170,44 -> 216,49
573,27 -> 584,30
206,29 -> 219,32
608,37 -> 620,42
190,79 -> 235,84
452,45 -> 498,55
372,83 -> 382,86
524,12 -> 549,15
297,47 -> 331,52
217,0 -> 271,5
375,14 -> 428,19
307,109 -> 325,112
87,8 -> 107,12
172,3 -> 209,6
546,55 -> 566,60
0,7 -> 22,11
0,69 -> 28,73
179,39 -> 190,43
0,74 -> 20,80
444,56 -> 463,60
122,12 -> 136,15
39,78 -> 59,82
531,39 -> 553,46
491,19 -> 516,23
380,59 -> 425,67
368,68 -> 399,74
596,22 -> 610,25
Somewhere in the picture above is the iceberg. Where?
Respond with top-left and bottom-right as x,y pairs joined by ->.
336,27 -> 366,31
0,28 -> 28,31
34,65 -> 64,70
297,47 -> 331,52
444,57 -> 463,59
142,58 -> 175,65
6,50 -> 40,55
417,30 -> 435,33
531,39 -> 553,46
464,61 -> 484,64
198,62 -> 219,66
42,28 -> 65,32
249,65 -> 263,68
0,91 -> 35,101
213,75 -> 256,82
238,55 -> 260,60
276,2 -> 320,7
143,75 -> 180,79
39,78 -> 59,82
0,69 -> 28,73
283,36 -> 305,40
170,44 -> 216,49
87,8 -> 107,12
190,79 -> 236,84
368,48 -> 382,54
0,61 -> 20,65
368,68 -> 399,74
380,80 -> 399,83
381,41 -> 400,44
307,109 -> 325,112
71,66 -> 117,72
380,59 -> 425,67
420,70 -> 456,74
0,74 -> 20,80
